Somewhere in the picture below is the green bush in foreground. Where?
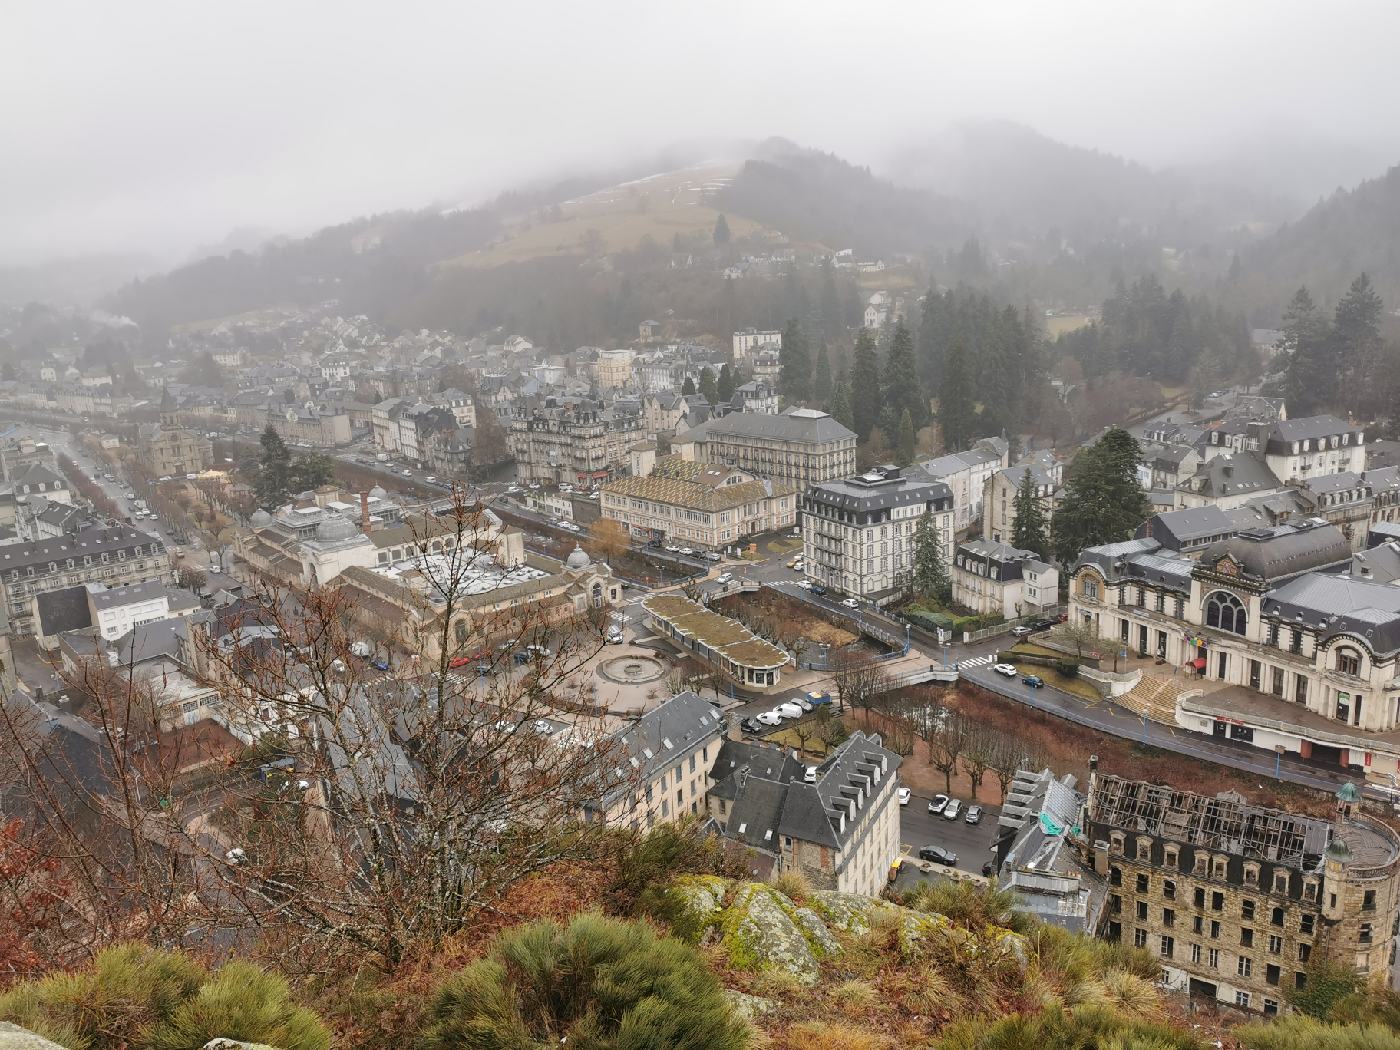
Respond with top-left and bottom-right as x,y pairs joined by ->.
417,912 -> 748,1050
0,943 -> 329,1050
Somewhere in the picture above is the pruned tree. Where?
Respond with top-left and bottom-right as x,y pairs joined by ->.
961,722 -> 996,800
922,705 -> 970,795
1050,619 -> 1101,662
831,649 -> 890,713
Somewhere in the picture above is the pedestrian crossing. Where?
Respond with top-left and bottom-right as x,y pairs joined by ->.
959,654 -> 996,668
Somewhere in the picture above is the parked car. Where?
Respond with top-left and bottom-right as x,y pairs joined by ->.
943,799 -> 962,821
811,585 -> 827,596
965,805 -> 983,825
756,710 -> 783,727
350,641 -> 371,657
928,793 -> 949,815
606,627 -> 625,644
841,597 -> 860,609
918,845 -> 958,867
664,544 -> 681,553
679,547 -> 695,556
796,580 -> 813,589
425,475 -> 438,484
1031,618 -> 1057,631
786,557 -> 802,569
741,718 -> 761,734
371,658 -> 390,672
448,655 -> 474,668
993,663 -> 1018,677
898,787 -> 912,806
704,551 -> 722,562
794,695 -> 813,712
804,765 -> 818,784
716,573 -> 732,584
776,702 -> 804,720
1022,674 -> 1044,688
1010,625 -> 1033,637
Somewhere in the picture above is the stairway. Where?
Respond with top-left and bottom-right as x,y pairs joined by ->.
1117,673 -> 1187,725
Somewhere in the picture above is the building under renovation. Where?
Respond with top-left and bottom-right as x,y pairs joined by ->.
1080,771 -> 1400,1015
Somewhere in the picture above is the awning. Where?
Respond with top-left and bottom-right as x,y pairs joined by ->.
1190,657 -> 1207,670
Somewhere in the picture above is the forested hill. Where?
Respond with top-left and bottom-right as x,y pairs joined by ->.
1234,164 -> 1400,320
886,121 -> 1285,252
713,139 -> 972,256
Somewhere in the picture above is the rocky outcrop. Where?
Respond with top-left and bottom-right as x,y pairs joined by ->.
658,878 -> 1028,983
0,1023 -> 67,1050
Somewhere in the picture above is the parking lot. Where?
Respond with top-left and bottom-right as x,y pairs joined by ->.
898,789 -> 1002,878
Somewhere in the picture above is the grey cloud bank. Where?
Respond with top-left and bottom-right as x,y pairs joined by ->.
5,0 -> 1400,266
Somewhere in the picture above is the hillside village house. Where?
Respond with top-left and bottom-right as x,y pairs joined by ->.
912,437 -> 1009,536
732,328 -> 782,362
951,538 -> 1058,620
600,456 -> 796,549
803,465 -> 954,604
982,454 -> 1061,544
676,407 -> 857,490
587,691 -> 726,831
1068,520 -> 1400,783
708,731 -> 903,896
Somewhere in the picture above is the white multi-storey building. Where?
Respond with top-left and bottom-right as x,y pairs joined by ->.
802,466 -> 954,604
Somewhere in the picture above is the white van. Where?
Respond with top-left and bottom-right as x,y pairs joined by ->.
777,702 -> 804,720
756,710 -> 783,727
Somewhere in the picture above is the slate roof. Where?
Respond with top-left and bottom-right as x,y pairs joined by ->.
1266,414 -> 1357,444
1183,454 -> 1281,499
35,585 -> 93,636
88,579 -> 175,611
1199,520 -> 1351,583
687,406 -> 855,446
0,526 -> 164,574
1262,574 -> 1400,656
717,731 -> 900,853
1346,542 -> 1400,585
808,471 -> 953,514
1135,506 -> 1237,550
607,691 -> 725,802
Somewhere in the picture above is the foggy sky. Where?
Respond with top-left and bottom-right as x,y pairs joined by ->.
6,0 -> 1400,268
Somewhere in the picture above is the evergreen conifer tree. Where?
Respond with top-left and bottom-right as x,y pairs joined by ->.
1011,467 -> 1048,558
716,363 -> 736,402
712,213 -> 731,245
896,409 -> 916,466
256,424 -> 293,509
813,344 -> 833,401
779,319 -> 811,402
829,373 -> 854,430
940,339 -> 975,451
882,320 -> 926,429
849,329 -> 882,440
1050,427 -> 1150,564
698,366 -> 718,405
910,512 -> 950,603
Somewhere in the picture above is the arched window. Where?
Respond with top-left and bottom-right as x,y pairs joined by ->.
1336,646 -> 1362,677
1205,591 -> 1247,635
453,620 -> 468,644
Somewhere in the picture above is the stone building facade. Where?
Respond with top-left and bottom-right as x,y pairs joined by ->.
1083,773 -> 1400,1015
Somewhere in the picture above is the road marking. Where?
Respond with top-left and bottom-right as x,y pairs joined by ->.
960,654 -> 996,668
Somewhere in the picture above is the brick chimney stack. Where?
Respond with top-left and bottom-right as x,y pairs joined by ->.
360,491 -> 370,532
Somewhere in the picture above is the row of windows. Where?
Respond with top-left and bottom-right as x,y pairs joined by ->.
1109,849 -> 1322,904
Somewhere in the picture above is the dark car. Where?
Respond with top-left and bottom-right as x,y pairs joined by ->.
371,658 -> 390,672
1022,674 -> 1044,688
918,845 -> 958,867
811,585 -> 827,596
1031,618 -> 1057,632
740,718 -> 760,734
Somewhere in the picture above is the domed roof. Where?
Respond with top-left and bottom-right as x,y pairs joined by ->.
315,515 -> 359,543
369,485 -> 387,499
565,544 -> 591,571
250,509 -> 273,527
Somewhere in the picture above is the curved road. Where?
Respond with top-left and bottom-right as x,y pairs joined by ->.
959,661 -> 1385,801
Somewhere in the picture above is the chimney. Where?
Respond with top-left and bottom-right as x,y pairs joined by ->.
360,491 -> 370,532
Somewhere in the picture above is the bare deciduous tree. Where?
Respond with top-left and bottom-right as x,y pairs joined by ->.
0,489 -> 634,972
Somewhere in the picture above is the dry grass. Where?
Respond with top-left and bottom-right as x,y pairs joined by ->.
440,164 -> 775,269
769,869 -> 814,904
770,1021 -> 894,1050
